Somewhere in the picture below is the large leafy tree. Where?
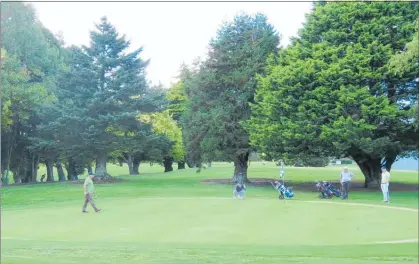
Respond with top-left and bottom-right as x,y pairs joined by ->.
171,63 -> 206,168
386,18 -> 419,161
247,2 -> 419,187
106,119 -> 172,175
183,13 -> 279,183
140,110 -> 185,172
166,75 -> 190,168
167,80 -> 188,122
388,18 -> 419,85
43,17 -> 158,179
1,2 -> 64,184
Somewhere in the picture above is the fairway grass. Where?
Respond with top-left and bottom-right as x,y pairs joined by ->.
1,163 -> 418,263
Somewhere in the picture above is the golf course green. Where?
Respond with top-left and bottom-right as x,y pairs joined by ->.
1,162 -> 418,264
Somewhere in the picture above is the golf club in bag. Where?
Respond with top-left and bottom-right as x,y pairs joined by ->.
314,181 -> 341,199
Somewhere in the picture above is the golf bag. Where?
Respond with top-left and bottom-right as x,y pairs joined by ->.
325,182 -> 341,198
315,181 -> 341,199
272,182 -> 294,200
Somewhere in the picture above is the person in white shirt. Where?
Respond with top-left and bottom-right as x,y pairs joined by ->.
340,167 -> 354,200
381,168 -> 391,203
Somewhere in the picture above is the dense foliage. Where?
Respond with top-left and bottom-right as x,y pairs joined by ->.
246,2 -> 419,186
181,13 -> 280,183
1,3 -> 174,183
1,2 -> 417,187
1,2 -> 66,183
139,110 -> 185,172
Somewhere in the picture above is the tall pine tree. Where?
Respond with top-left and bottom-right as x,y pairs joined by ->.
182,13 -> 279,183
44,17 -> 158,179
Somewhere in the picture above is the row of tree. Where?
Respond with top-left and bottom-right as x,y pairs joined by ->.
177,2 -> 418,186
1,2 -> 418,187
1,3 -> 186,184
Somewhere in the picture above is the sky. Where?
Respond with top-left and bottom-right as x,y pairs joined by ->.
32,1 -> 313,87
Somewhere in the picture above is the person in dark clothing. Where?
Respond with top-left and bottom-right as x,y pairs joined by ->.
233,183 -> 246,199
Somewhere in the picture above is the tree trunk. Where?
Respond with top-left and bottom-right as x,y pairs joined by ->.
12,169 -> 21,184
359,160 -> 381,188
46,158 -> 54,182
351,153 -> 396,188
232,152 -> 250,184
3,124 -> 17,185
133,158 -> 140,175
95,153 -> 112,180
163,156 -> 174,172
23,151 -> 37,183
186,160 -> 195,168
31,154 -> 39,182
382,153 -> 397,172
178,161 -> 185,170
23,164 -> 32,183
20,154 -> 32,183
56,161 -> 66,181
126,154 -> 135,175
66,158 -> 78,181
65,162 -> 70,180
208,162 -> 212,168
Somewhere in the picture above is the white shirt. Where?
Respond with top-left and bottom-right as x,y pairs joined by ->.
381,171 -> 391,184
340,171 -> 354,182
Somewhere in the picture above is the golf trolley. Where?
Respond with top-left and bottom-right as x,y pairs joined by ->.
271,181 -> 294,200
314,181 -> 341,199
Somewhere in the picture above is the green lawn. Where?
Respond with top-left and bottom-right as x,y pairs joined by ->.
1,163 -> 418,263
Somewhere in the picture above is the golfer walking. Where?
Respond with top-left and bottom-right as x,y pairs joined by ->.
340,167 -> 354,200
381,168 -> 391,203
82,173 -> 101,213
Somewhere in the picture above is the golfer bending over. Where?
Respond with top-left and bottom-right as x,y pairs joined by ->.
82,173 -> 101,213
233,183 -> 246,199
381,168 -> 391,203
340,167 -> 354,200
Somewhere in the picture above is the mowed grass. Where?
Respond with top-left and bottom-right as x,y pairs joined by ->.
1,162 -> 418,264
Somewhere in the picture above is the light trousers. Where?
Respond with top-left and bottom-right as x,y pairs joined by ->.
381,183 -> 389,202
